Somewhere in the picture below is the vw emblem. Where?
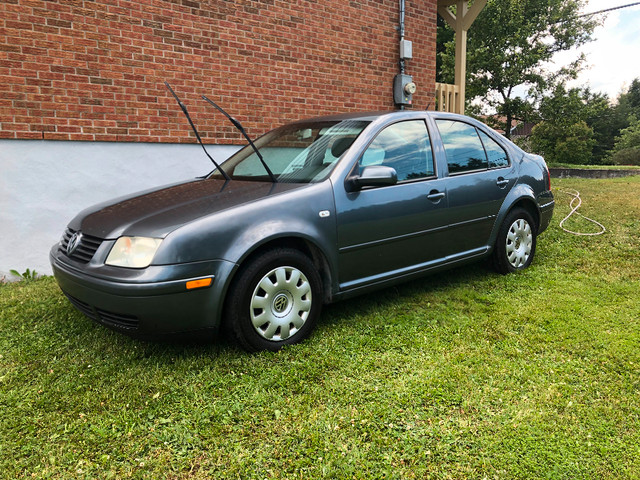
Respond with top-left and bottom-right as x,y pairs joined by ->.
273,293 -> 289,314
66,231 -> 83,256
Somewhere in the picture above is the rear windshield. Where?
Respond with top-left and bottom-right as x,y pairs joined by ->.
210,120 -> 370,183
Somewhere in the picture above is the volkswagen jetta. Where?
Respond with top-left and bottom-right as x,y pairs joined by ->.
50,110 -> 554,351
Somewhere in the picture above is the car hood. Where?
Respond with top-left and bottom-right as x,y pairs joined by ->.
71,178 -> 305,239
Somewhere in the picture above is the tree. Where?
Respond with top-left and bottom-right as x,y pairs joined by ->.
529,84 -> 607,164
436,15 -> 454,84
537,85 -> 607,125
588,78 -> 640,163
587,96 -> 623,163
618,78 -> 640,115
531,120 -> 595,164
438,0 -> 598,138
506,74 -> 640,164
608,117 -> 640,166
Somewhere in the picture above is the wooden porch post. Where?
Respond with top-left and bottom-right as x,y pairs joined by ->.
437,0 -> 486,114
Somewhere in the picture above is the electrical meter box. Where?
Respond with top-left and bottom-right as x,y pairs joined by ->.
393,74 -> 416,106
399,40 -> 413,60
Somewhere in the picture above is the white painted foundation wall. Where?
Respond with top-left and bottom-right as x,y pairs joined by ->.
0,139 -> 240,279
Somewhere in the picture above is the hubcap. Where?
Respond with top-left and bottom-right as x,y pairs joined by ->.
250,266 -> 312,341
506,218 -> 532,268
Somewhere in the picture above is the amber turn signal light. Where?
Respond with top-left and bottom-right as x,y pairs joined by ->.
185,278 -> 213,290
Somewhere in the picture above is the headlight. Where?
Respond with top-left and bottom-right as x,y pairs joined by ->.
105,236 -> 163,268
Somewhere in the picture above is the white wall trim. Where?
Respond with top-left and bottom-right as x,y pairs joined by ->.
0,139 -> 241,278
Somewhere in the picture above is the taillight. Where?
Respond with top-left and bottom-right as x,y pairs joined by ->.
545,163 -> 551,191
540,159 -> 551,191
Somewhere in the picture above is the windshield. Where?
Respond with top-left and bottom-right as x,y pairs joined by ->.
210,119 -> 370,183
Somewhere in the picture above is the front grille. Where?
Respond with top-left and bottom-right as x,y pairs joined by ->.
59,228 -> 103,263
64,292 -> 139,331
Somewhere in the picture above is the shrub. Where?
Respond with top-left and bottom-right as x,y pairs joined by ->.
608,118 -> 640,165
530,120 -> 595,164
610,147 -> 640,166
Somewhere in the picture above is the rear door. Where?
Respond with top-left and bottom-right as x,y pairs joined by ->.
431,118 -> 516,256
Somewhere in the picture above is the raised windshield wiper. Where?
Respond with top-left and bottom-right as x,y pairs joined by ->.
202,95 -> 277,183
164,82 -> 231,182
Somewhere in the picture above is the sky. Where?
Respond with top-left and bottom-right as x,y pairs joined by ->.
552,1 -> 640,99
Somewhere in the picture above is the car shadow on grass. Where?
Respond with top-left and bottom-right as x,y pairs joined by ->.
56,260 -> 499,360
317,261 -> 496,329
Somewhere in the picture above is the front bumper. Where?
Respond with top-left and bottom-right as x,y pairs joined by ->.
50,247 -> 236,338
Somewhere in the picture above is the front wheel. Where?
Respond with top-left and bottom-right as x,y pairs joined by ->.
492,208 -> 537,275
225,248 -> 323,352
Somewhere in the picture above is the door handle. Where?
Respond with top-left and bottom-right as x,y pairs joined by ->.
427,191 -> 446,202
496,177 -> 509,188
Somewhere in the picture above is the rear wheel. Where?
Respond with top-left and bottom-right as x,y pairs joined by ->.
492,208 -> 537,274
225,248 -> 322,352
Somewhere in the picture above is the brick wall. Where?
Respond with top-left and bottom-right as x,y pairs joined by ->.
0,0 -> 437,144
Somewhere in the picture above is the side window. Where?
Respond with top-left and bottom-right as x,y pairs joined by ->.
479,130 -> 509,168
360,120 -> 434,181
436,119 -> 487,174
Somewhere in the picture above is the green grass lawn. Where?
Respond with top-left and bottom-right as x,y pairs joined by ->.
1,177 -> 639,479
548,162 -> 640,170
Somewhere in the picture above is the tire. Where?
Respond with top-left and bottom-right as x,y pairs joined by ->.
492,208 -> 537,275
225,248 -> 323,352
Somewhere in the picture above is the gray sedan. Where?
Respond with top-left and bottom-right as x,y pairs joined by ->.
50,110 -> 554,351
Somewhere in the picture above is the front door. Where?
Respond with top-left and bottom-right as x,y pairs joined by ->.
334,119 -> 450,289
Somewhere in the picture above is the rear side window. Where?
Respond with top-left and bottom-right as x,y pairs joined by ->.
479,130 -> 509,168
359,120 -> 434,181
436,119 -> 509,174
436,120 -> 487,173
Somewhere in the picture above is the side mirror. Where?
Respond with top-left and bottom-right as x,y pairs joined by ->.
346,165 -> 398,191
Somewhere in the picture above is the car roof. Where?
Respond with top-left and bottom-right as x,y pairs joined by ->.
288,110 -> 475,124
283,110 -> 519,151
287,111 -> 393,123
